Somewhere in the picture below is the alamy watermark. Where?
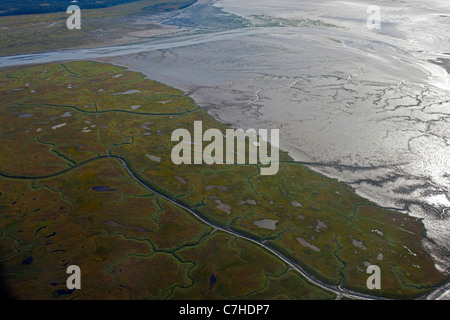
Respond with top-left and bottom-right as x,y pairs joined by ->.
367,5 -> 381,30
366,265 -> 381,290
171,121 -> 280,175
66,5 -> 81,30
66,265 -> 81,290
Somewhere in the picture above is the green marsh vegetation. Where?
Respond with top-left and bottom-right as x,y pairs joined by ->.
0,61 -> 446,299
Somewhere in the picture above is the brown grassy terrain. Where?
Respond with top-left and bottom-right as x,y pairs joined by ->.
0,0 -> 194,56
